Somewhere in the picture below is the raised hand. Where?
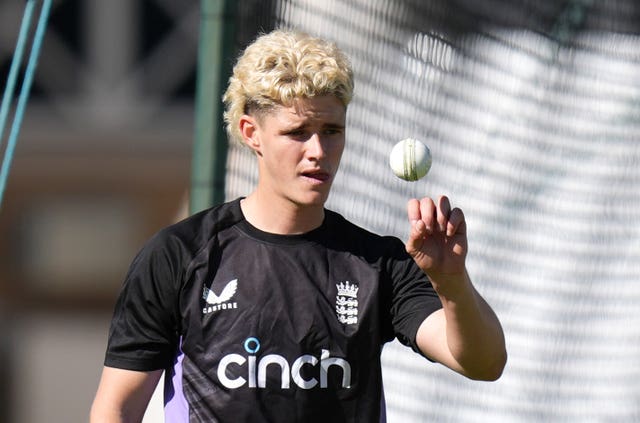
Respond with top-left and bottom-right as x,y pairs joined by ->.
405,195 -> 468,287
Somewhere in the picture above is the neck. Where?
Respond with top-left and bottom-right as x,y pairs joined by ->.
240,192 -> 325,235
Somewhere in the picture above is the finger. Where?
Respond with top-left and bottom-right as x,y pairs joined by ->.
437,195 -> 451,233
420,197 -> 436,234
407,198 -> 421,225
406,199 -> 424,249
447,207 -> 466,236
405,218 -> 427,256
406,199 -> 427,255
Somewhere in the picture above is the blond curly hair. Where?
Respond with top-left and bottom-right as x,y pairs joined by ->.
222,29 -> 354,145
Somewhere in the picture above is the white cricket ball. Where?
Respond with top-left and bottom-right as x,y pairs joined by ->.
389,138 -> 432,181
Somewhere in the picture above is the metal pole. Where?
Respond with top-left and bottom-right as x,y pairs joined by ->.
0,0 -> 52,209
190,0 -> 236,214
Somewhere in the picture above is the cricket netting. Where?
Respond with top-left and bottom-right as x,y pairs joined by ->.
225,1 -> 640,421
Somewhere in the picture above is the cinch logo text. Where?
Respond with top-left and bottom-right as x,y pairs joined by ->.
217,337 -> 352,390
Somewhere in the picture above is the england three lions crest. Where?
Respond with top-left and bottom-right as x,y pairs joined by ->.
336,281 -> 359,325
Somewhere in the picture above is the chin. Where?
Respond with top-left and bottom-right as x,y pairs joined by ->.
294,191 -> 330,208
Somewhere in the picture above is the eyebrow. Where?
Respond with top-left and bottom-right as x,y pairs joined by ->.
280,122 -> 345,133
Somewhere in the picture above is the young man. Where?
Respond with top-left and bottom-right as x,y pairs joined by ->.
91,29 -> 506,422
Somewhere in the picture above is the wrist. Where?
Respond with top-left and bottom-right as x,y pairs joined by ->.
428,269 -> 472,300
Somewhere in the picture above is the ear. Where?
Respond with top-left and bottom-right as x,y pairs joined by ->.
239,114 -> 261,153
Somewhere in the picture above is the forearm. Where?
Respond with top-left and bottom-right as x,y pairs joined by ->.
90,397 -> 143,423
89,406 -> 133,423
442,271 -> 506,378
90,367 -> 162,423
419,270 -> 507,380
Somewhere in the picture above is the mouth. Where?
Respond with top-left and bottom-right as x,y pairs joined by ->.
301,169 -> 332,184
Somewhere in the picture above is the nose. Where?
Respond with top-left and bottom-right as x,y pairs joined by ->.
305,133 -> 326,160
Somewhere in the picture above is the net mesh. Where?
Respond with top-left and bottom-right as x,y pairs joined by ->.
225,1 -> 640,421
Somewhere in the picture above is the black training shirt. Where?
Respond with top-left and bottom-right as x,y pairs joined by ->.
104,198 -> 442,422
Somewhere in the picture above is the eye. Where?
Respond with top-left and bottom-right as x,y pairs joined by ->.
322,127 -> 344,136
285,129 -> 308,140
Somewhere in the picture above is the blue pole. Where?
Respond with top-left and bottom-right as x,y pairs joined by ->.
0,0 -> 53,208
0,0 -> 36,145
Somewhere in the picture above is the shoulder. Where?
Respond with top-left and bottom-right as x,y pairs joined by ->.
322,209 -> 407,260
138,198 -> 245,261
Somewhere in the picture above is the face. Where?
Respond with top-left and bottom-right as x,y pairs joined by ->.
241,95 -> 346,210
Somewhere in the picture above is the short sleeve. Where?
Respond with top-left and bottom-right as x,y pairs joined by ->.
104,230 -> 182,371
385,237 -> 442,354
